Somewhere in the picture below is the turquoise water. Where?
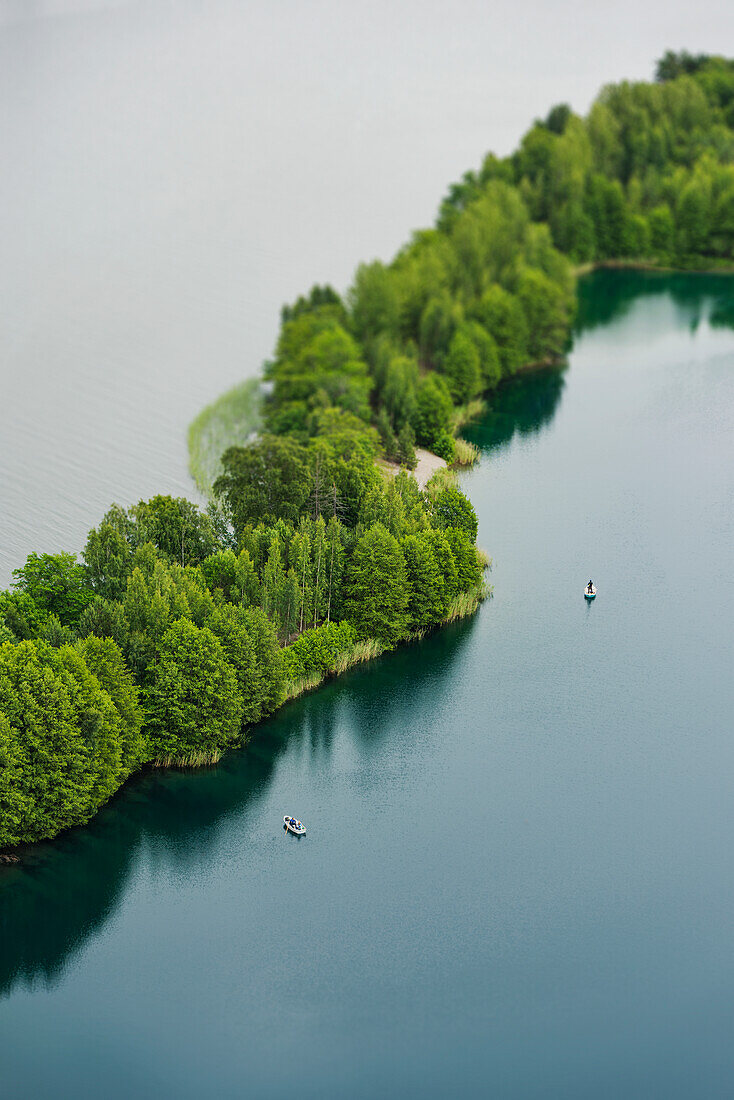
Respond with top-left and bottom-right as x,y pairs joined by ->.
2,271 -> 734,1098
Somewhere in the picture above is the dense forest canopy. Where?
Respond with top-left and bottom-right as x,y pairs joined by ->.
3,54 -> 734,849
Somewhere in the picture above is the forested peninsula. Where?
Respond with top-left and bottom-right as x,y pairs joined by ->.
3,52 -> 734,851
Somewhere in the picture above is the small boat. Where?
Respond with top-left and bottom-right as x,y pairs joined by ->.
283,816 -> 306,835
584,584 -> 597,599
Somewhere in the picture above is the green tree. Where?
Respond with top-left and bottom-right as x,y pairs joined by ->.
0,591 -> 48,640
348,261 -> 401,346
472,285 -> 529,376
402,533 -> 447,629
129,495 -> 218,567
344,524 -> 410,644
424,528 -> 459,599
0,640 -> 127,845
214,435 -> 311,535
649,203 -> 676,261
461,321 -> 502,390
396,422 -> 418,468
411,374 -> 454,449
445,528 -> 482,592
83,518 -> 133,600
419,294 -> 460,368
676,178 -> 711,255
516,267 -> 573,361
430,487 -> 479,541
144,620 -> 243,762
12,552 -> 93,627
325,516 -> 346,622
443,330 -> 482,403
240,606 -> 286,715
76,635 -> 146,771
205,604 -> 264,727
381,354 -> 419,428
76,597 -> 130,650
201,549 -> 240,602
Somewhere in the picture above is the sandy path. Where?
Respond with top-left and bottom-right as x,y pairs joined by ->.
377,447 -> 447,491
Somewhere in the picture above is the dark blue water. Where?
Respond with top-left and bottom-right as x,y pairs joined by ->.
2,271 -> 733,1098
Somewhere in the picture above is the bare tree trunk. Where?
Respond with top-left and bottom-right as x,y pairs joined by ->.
327,518 -> 336,624
313,534 -> 323,629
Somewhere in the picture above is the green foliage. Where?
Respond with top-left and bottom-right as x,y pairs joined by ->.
472,285 -> 529,376
445,528 -> 483,592
264,310 -> 373,436
429,487 -> 479,541
516,266 -> 574,360
200,549 -> 240,602
214,435 -> 312,534
419,294 -> 461,368
76,635 -> 146,771
144,620 -> 243,762
348,261 -> 401,347
128,495 -> 218,568
238,606 -> 286,716
281,284 -> 347,326
401,534 -> 447,629
83,496 -> 219,599
344,524 -> 410,645
0,641 -> 128,845
443,330 -> 482,403
0,590 -> 49,640
656,51 -> 715,83
461,321 -> 502,389
205,604 -> 268,727
412,374 -> 454,449
396,422 -> 417,468
424,528 -> 459,599
83,516 -> 134,600
282,620 -> 358,682
431,431 -> 456,463
12,552 -> 93,628
77,596 -> 131,650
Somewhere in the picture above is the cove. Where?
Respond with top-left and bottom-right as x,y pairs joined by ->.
1,270 -> 733,1099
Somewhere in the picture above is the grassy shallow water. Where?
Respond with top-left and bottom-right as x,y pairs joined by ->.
2,271 -> 734,1099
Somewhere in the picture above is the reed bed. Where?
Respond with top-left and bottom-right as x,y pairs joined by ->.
284,638 -> 386,701
452,398 -> 487,432
424,466 -> 459,497
476,547 -> 492,571
452,437 -> 480,467
152,749 -> 223,768
440,583 -> 491,624
187,378 -> 262,494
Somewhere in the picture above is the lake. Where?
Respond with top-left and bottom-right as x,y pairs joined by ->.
2,0 -> 730,585
2,269 -> 733,1098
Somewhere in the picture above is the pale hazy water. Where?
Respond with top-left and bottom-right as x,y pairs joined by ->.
1,271 -> 733,1098
1,0 -> 732,581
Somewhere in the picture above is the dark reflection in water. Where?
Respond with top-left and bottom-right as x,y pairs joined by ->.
466,267 -> 734,461
0,615 -> 474,999
465,365 -> 567,454
575,267 -> 734,334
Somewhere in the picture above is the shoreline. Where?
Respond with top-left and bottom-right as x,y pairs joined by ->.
575,258 -> 734,277
1,580 -> 490,860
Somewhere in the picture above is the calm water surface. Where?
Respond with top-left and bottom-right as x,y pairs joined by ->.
1,270 -> 733,1098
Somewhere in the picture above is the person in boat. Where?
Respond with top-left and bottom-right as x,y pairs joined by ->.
587,580 -> 594,592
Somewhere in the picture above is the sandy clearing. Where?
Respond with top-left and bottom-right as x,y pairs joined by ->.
377,447 -> 447,491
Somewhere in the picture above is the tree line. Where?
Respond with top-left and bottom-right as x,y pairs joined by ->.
1,465 -> 484,846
